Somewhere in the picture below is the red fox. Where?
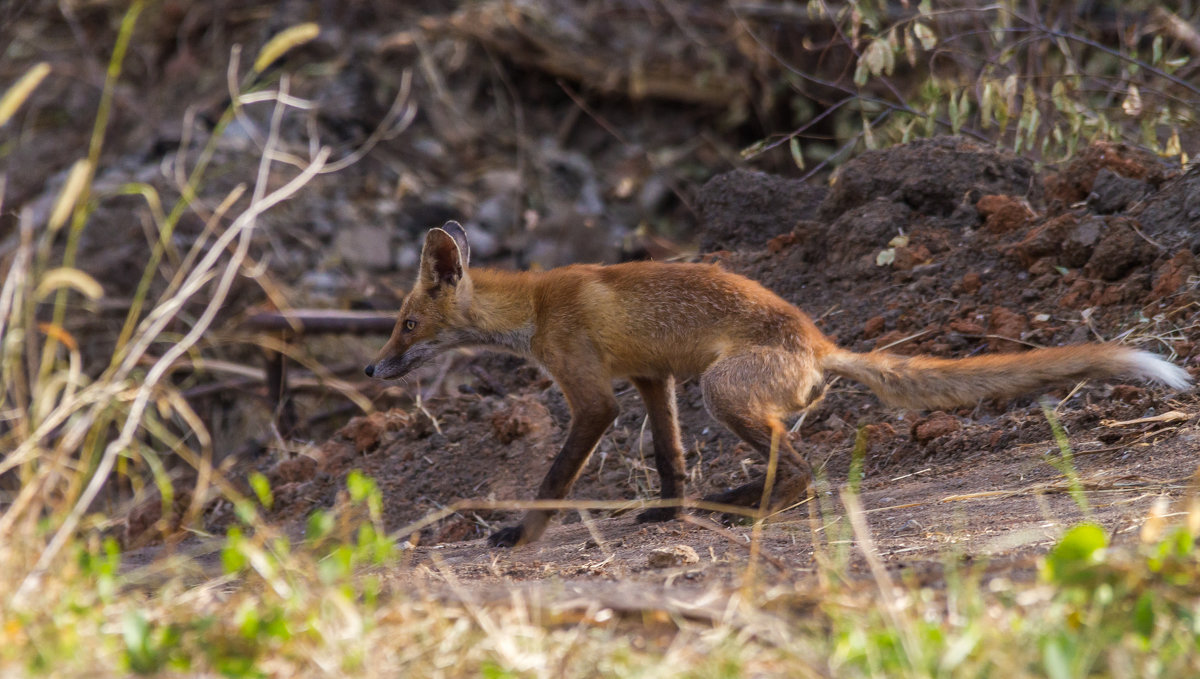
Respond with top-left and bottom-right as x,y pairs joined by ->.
366,222 -> 1192,547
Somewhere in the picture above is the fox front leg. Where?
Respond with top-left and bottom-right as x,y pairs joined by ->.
488,359 -> 618,547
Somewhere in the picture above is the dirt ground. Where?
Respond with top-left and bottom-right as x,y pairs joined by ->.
200,137 -> 1200,601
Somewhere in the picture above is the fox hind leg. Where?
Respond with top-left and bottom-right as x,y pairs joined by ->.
699,350 -> 818,515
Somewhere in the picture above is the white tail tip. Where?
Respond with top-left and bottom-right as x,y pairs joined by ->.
1129,351 -> 1193,390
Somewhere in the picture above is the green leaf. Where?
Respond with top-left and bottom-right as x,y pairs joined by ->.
1043,522 -> 1107,584
347,470 -> 374,503
1042,636 -> 1073,679
233,500 -> 258,525
249,472 -> 273,509
221,527 -> 248,574
864,41 -> 886,77
913,22 -> 936,50
980,81 -> 994,129
235,600 -> 260,640
482,661 -> 518,679
739,138 -> 769,160
853,57 -> 870,87
319,545 -> 354,583
306,509 -> 334,542
123,610 -> 164,675
1134,591 -> 1155,640
788,137 -> 805,170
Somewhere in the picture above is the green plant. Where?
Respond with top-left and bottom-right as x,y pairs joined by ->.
743,1 -> 1198,172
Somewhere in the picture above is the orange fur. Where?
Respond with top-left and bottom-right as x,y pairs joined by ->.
367,223 -> 1191,547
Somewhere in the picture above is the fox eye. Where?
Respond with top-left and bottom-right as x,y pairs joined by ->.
404,319 -> 417,332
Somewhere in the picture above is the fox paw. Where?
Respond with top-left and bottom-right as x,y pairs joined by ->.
635,507 -> 679,524
487,525 -> 525,548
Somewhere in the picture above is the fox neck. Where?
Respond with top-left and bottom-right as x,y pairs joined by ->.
453,268 -> 537,355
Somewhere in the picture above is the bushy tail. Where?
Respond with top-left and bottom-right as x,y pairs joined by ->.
820,344 -> 1191,410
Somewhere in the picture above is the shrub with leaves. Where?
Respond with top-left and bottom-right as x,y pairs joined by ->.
745,2 -> 1198,171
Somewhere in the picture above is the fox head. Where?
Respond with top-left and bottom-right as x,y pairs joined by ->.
364,221 -> 472,380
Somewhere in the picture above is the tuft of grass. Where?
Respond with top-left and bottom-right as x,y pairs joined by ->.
1040,399 -> 1091,515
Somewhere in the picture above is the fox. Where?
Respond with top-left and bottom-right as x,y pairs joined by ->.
365,221 -> 1192,547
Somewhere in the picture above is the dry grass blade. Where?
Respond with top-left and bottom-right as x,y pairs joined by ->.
252,22 -> 320,74
0,61 -> 50,126
1101,410 -> 1191,427
939,474 -> 1192,503
46,159 -> 92,232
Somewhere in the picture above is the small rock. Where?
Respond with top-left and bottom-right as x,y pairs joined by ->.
1009,213 -> 1077,269
271,455 -> 317,484
394,243 -> 420,270
338,411 -> 409,453
862,315 -> 886,339
893,244 -> 932,270
1085,217 -> 1153,281
432,516 -> 477,544
413,137 -> 446,158
490,394 -> 553,444
1061,216 -> 1103,268
1111,384 -> 1145,403
948,317 -> 985,335
474,193 -> 518,233
315,441 -> 355,474
912,411 -> 960,444
861,423 -> 896,456
975,194 -> 1031,233
299,270 -> 346,302
647,545 -> 700,568
988,307 -> 1028,353
1150,249 -> 1196,300
961,272 -> 982,294
1087,168 -> 1151,214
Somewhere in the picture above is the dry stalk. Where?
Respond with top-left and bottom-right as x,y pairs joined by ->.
10,75 -> 332,604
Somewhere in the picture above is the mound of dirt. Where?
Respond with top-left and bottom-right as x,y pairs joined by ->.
818,136 -> 1041,220
696,169 -> 827,252
1044,141 -> 1174,206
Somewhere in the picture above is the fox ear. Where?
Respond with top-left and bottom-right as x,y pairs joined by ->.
440,220 -> 470,267
419,227 -> 466,289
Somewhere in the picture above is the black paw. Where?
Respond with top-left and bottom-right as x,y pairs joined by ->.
487,525 -> 524,548
635,507 -> 680,524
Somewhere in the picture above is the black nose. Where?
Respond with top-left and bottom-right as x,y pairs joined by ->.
364,364 -> 375,377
